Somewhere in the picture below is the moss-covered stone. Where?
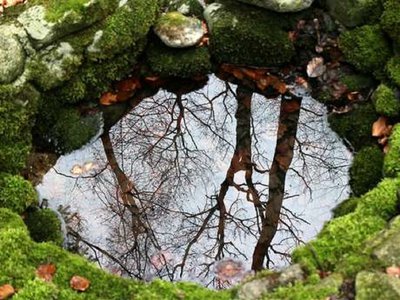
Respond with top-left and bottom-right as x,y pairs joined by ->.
381,0 -> 400,45
384,124 -> 400,177
166,0 -> 204,18
146,39 -> 212,78
0,174 -> 38,214
372,84 -> 400,117
332,197 -> 359,218
25,208 -> 63,246
328,102 -> 378,151
326,0 -> 383,27
339,25 -> 391,78
339,74 -> 375,92
0,208 -> 28,232
349,146 -> 383,196
387,56 -> 400,88
356,271 -> 400,300
204,1 -> 295,67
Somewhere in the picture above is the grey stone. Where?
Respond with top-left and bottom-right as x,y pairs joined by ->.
154,12 -> 204,48
236,0 -> 314,12
237,278 -> 274,300
0,35 -> 25,84
278,264 -> 304,285
372,216 -> 400,266
356,271 -> 400,300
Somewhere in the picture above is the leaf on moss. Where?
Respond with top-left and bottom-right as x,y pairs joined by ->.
100,92 -> 118,106
372,117 -> 391,137
36,263 -> 56,282
386,266 -> 400,278
0,284 -> 15,300
70,275 -> 90,292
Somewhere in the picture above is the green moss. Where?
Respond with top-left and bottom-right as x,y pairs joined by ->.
292,212 -> 386,272
372,84 -> 400,117
386,56 -> 400,88
340,74 -> 375,92
0,173 -> 38,214
146,39 -> 212,78
263,274 -> 342,300
204,0 -> 295,67
339,25 -> 392,77
25,209 -> 63,246
383,124 -> 400,177
326,0 -> 383,27
349,146 -> 384,196
381,0 -> 400,45
355,271 -> 400,300
0,208 -> 28,232
332,197 -> 359,218
328,102 -> 378,151
13,279 -> 58,300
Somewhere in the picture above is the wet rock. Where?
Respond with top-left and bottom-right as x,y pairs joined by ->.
356,271 -> 400,300
153,12 -> 204,48
372,216 -> 400,266
0,35 -> 25,84
166,0 -> 204,18
236,0 -> 314,12
237,264 -> 304,300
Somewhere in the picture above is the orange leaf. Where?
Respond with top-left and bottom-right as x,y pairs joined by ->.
100,92 -> 118,106
116,78 -> 141,92
372,117 -> 390,137
241,68 -> 265,81
36,263 -> 56,282
386,266 -> 400,278
70,275 -> 90,292
0,284 -> 15,300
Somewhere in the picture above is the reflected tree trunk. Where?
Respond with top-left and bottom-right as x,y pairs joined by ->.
252,94 -> 302,271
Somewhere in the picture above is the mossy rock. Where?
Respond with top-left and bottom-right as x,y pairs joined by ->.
326,0 -> 383,27
328,102 -> 378,151
332,197 -> 359,218
349,145 -> 383,196
25,208 -> 63,246
372,84 -> 400,117
204,0 -> 295,67
384,124 -> 400,177
339,74 -> 375,92
146,39 -> 212,78
339,24 -> 392,78
166,0 -> 204,18
0,208 -> 28,232
0,173 -> 38,214
381,0 -> 400,45
387,56 -> 400,88
356,271 -> 400,300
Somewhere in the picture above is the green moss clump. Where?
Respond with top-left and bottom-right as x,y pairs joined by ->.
383,124 -> 400,177
146,40 -> 212,78
25,209 -> 63,246
340,74 -> 375,92
332,197 -> 359,218
349,146 -> 384,196
328,102 -> 378,151
372,84 -> 400,117
339,25 -> 391,77
204,0 -> 295,67
0,173 -> 38,214
0,208 -> 28,232
13,279 -> 58,300
381,0 -> 400,45
326,0 -> 383,27
386,56 -> 400,88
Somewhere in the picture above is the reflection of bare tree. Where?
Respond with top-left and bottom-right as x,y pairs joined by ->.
56,76 -> 350,286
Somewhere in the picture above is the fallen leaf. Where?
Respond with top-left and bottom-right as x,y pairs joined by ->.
115,78 -> 141,92
70,275 -> 90,292
100,92 -> 118,106
36,263 -> 56,282
386,266 -> 400,277
347,91 -> 360,101
0,284 -> 15,300
307,57 -> 326,78
70,164 -> 83,175
372,117 -> 390,137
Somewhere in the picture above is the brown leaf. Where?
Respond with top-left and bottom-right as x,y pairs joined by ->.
100,92 -> 118,106
36,263 -> 56,282
372,117 -> 390,137
70,275 -> 90,292
386,266 -> 400,277
307,57 -> 326,78
347,91 -> 360,101
115,78 -> 141,92
0,284 -> 15,300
